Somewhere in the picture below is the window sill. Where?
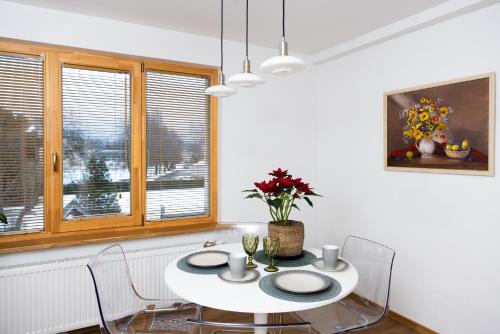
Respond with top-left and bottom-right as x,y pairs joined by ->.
0,219 -> 216,254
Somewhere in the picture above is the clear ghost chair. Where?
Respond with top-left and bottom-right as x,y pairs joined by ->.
292,236 -> 395,333
87,244 -> 201,333
203,222 -> 269,248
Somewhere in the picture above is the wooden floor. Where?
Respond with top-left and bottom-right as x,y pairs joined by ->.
66,308 -> 418,334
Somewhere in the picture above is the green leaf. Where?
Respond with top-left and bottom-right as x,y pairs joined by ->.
245,193 -> 262,199
307,192 -> 322,197
0,213 -> 7,224
242,189 -> 258,193
291,203 -> 300,211
304,197 -> 313,207
267,198 -> 283,210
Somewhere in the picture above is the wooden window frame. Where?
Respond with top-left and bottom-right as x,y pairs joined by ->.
0,38 -> 218,254
56,52 -> 142,233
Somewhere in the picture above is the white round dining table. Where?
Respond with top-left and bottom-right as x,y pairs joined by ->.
164,243 -> 358,334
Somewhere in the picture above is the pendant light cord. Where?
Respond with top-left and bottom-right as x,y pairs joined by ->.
220,0 -> 224,72
282,0 -> 286,38
245,0 -> 249,57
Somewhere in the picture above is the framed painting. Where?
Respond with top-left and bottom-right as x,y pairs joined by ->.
384,73 -> 495,176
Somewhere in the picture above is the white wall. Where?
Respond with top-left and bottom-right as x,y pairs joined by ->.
314,3 -> 500,333
4,1 -> 499,333
0,1 -> 319,262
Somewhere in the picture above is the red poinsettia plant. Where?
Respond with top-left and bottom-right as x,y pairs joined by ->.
244,168 -> 320,226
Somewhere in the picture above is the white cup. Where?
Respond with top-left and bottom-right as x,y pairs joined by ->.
228,253 -> 247,279
322,245 -> 339,269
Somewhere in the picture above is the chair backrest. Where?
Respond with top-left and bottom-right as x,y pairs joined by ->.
341,236 -> 395,317
87,244 -> 146,333
205,222 -> 269,247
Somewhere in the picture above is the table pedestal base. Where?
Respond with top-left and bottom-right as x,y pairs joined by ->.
254,313 -> 267,334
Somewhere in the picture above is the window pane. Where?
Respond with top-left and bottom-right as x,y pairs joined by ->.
62,66 -> 131,220
146,70 -> 210,220
0,53 -> 44,233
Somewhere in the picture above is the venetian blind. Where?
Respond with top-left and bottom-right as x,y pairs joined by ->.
145,70 -> 210,221
62,66 -> 131,220
0,53 -> 44,233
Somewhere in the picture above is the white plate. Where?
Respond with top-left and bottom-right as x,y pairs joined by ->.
218,269 -> 260,283
185,251 -> 229,268
271,270 -> 331,294
312,258 -> 349,272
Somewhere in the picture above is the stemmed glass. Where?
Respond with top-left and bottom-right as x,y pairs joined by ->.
242,234 -> 259,268
263,237 -> 280,272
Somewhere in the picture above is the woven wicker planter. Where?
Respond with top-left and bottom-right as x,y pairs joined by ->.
268,221 -> 304,257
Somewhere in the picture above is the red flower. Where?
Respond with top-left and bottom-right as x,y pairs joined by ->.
254,180 -> 277,194
277,177 -> 295,188
269,168 -> 288,178
247,168 -> 320,223
296,181 -> 313,195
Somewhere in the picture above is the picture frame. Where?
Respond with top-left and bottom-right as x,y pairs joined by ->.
384,73 -> 495,176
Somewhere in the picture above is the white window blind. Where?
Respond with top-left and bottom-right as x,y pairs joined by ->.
62,66 -> 131,220
0,53 -> 44,233
145,70 -> 210,220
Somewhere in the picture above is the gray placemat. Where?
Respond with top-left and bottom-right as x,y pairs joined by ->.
259,272 -> 341,302
177,255 -> 228,275
254,250 -> 317,267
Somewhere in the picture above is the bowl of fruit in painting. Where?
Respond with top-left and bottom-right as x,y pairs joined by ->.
445,139 -> 471,159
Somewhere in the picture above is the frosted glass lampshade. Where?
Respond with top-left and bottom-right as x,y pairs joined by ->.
227,72 -> 265,87
205,84 -> 237,97
260,55 -> 306,75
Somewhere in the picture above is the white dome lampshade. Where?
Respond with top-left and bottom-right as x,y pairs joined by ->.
205,73 -> 237,97
261,39 -> 305,75
205,84 -> 237,97
261,0 -> 306,75
227,57 -> 265,87
205,0 -> 237,98
227,0 -> 265,88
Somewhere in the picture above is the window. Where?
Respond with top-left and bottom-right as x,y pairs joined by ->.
0,52 -> 44,234
145,70 -> 211,221
0,40 -> 218,253
62,66 -> 131,220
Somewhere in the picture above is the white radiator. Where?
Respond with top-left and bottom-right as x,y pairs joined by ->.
0,242 -> 202,334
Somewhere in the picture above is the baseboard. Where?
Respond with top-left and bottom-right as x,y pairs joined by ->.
389,310 -> 438,334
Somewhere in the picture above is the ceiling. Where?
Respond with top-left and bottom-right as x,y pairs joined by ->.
5,0 -> 450,54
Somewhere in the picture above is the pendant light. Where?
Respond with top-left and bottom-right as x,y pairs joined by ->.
227,0 -> 265,87
260,0 -> 305,75
206,0 -> 237,97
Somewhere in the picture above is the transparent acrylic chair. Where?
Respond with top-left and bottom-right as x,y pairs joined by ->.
87,244 -> 201,334
203,222 -> 269,248
292,236 -> 395,333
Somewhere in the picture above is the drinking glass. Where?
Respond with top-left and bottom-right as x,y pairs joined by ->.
263,236 -> 280,272
242,234 -> 259,268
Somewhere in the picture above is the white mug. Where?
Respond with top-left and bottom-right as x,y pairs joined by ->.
322,245 -> 339,269
228,253 -> 247,279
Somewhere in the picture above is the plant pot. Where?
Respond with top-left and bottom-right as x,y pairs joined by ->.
268,220 -> 304,257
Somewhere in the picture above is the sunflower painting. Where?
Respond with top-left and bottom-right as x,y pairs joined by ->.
384,73 -> 495,176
